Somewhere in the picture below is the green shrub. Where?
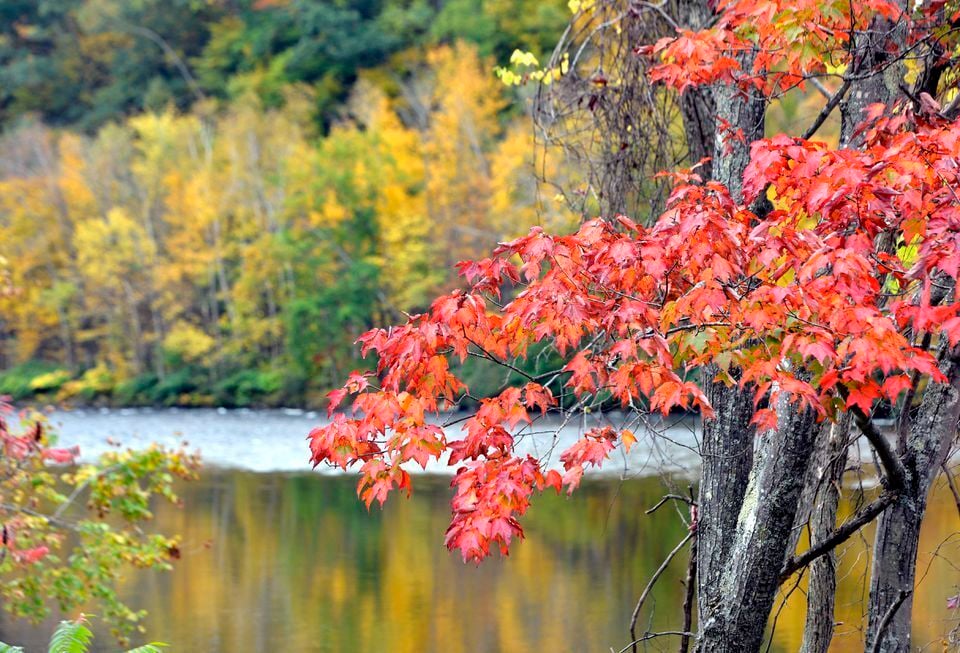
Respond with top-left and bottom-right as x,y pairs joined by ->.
57,363 -> 115,401
213,368 -> 283,407
149,368 -> 199,405
0,361 -> 61,399
113,374 -> 160,405
28,369 -> 72,393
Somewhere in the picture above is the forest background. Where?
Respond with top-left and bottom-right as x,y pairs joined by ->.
0,0 -> 825,408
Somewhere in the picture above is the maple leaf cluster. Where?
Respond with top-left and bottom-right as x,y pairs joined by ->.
308,0 -> 960,562
309,106 -> 960,561
641,0 -> 954,95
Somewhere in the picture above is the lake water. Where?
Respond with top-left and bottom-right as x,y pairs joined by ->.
0,409 -> 957,652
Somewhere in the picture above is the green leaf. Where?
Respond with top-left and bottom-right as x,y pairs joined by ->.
126,644 -> 168,653
47,619 -> 94,653
0,643 -> 26,653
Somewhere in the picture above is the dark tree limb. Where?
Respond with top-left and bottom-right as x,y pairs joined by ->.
646,494 -> 697,515
847,402 -> 908,491
802,78 -> 851,140
780,491 -> 896,583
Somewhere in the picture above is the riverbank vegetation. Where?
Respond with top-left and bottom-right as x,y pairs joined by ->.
0,0 -> 575,408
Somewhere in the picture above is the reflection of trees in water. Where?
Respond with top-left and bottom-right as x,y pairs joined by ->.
3,470 -> 950,652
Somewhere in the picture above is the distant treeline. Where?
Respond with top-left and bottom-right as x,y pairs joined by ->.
0,0 -> 577,407
0,0 -> 567,131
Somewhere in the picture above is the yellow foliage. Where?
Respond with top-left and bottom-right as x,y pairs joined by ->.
163,321 -> 216,364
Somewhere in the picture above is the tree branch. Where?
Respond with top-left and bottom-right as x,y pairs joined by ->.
630,531 -> 694,653
802,78 -> 851,140
617,631 -> 696,653
840,394 -> 908,491
0,503 -> 76,531
779,491 -> 896,582
646,494 -> 696,515
678,533 -> 697,653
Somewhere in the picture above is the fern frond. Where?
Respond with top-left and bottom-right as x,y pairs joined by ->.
47,619 -> 94,653
0,643 -> 25,652
126,644 -> 168,653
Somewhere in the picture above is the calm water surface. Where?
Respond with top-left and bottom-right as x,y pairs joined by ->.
0,409 -> 957,652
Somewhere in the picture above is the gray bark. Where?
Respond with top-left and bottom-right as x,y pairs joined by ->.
839,14 -> 906,147
696,374 -> 756,622
677,0 -> 716,179
695,44 -> 767,642
711,81 -> 766,203
695,396 -> 819,652
866,344 -> 960,652
799,416 -> 851,653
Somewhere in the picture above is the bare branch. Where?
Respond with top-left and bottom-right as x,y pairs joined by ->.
779,491 -> 896,582
942,463 -> 960,519
646,494 -> 697,515
802,78 -> 851,140
843,397 -> 908,491
617,631 -> 696,653
630,531 -> 694,653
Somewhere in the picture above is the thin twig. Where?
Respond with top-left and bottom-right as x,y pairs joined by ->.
646,494 -> 697,515
942,463 -> 960,519
0,503 -> 76,531
618,631 -> 696,653
630,531 -> 694,653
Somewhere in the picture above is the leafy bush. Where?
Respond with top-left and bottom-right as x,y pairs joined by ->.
149,368 -> 199,405
113,374 -> 160,405
28,369 -> 72,394
0,362 -> 61,400
213,369 -> 283,407
0,402 -> 199,642
57,364 -> 115,402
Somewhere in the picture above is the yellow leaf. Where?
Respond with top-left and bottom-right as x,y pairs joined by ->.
621,429 -> 637,453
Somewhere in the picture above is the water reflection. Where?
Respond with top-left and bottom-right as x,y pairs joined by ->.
0,470 -> 957,651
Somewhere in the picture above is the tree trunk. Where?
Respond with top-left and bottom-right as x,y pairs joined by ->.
695,46 -> 767,641
677,0 -> 716,179
799,416 -> 851,653
866,344 -> 960,652
695,395 -> 818,652
839,13 -> 905,147
696,374 -> 756,625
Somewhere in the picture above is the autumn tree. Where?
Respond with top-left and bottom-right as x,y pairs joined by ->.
309,0 -> 960,651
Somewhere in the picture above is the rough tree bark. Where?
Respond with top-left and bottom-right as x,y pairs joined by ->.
799,416 -> 851,653
837,4 -> 960,649
696,392 -> 819,652
693,46 -> 766,640
866,344 -> 960,652
689,45 -> 831,653
677,0 -> 716,178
